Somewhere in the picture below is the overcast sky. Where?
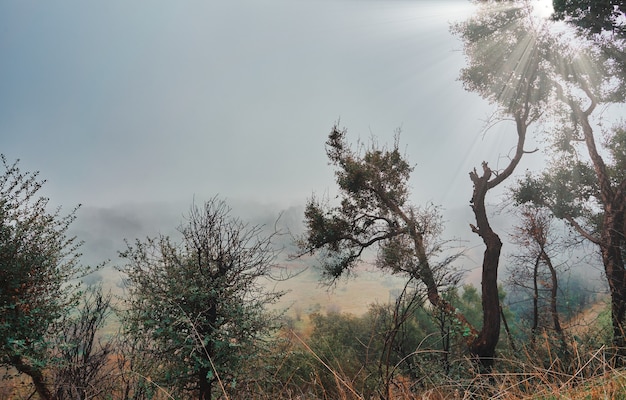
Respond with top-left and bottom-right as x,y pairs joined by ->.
0,1 -> 562,271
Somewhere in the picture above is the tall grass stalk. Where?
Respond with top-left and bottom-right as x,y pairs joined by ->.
290,329 -> 364,400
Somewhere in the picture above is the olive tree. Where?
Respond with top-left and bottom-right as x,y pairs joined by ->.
0,155 -> 86,400
119,197 -> 284,400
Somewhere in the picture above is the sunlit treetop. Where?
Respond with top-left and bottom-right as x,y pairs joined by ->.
452,2 -> 556,123
455,1 -> 626,145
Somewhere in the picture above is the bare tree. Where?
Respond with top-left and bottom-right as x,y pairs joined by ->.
51,284 -> 115,400
507,205 -> 567,348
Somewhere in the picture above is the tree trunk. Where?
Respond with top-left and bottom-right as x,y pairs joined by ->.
469,163 -> 502,369
602,210 -> 626,358
382,192 -> 479,339
199,366 -> 212,400
466,101 -> 530,369
470,231 -> 502,368
541,249 -> 565,346
11,355 -> 54,400
199,306 -> 217,400
574,86 -> 626,358
531,255 -> 540,348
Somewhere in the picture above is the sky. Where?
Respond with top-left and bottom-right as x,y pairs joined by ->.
0,1 -> 560,273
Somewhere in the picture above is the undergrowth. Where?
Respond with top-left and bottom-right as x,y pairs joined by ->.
3,336 -> 626,399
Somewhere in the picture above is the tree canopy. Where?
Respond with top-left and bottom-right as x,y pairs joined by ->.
119,197 -> 284,400
496,0 -> 626,353
297,127 -> 481,357
553,0 -> 626,36
0,155 -> 86,400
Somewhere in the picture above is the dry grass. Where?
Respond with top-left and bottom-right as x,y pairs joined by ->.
4,325 -> 626,400
2,361 -> 626,400
2,278 -> 622,399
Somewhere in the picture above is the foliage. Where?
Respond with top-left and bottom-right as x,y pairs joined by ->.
271,283 -> 499,399
514,162 -> 599,223
451,0 -> 557,366
453,1 -> 555,120
0,155 -> 87,400
305,311 -> 381,398
509,9 -> 626,350
298,127 -> 446,281
118,197 -> 284,400
552,0 -> 626,36
297,126 -> 472,351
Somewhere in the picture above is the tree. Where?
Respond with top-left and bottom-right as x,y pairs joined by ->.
297,128 -> 477,359
119,197 -> 284,400
514,137 -> 626,352
452,1 -> 555,366
506,205 -> 567,349
0,155 -> 86,400
511,21 -> 626,354
552,0 -> 626,36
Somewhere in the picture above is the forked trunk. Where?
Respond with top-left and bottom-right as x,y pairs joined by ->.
469,163 -> 503,369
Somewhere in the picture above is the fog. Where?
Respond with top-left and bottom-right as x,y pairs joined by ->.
1,1 -> 607,299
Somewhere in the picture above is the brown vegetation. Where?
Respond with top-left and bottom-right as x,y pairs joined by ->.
2,323 -> 626,400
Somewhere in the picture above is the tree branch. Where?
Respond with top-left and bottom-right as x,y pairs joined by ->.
563,214 -> 601,244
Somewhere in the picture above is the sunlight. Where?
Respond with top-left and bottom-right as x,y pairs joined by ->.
531,0 -> 555,20
462,2 -> 548,113
445,0 -> 561,195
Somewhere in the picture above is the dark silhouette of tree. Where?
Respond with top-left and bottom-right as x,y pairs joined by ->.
119,197 -> 284,400
452,1 -> 555,367
0,155 -> 86,400
552,0 -> 626,36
